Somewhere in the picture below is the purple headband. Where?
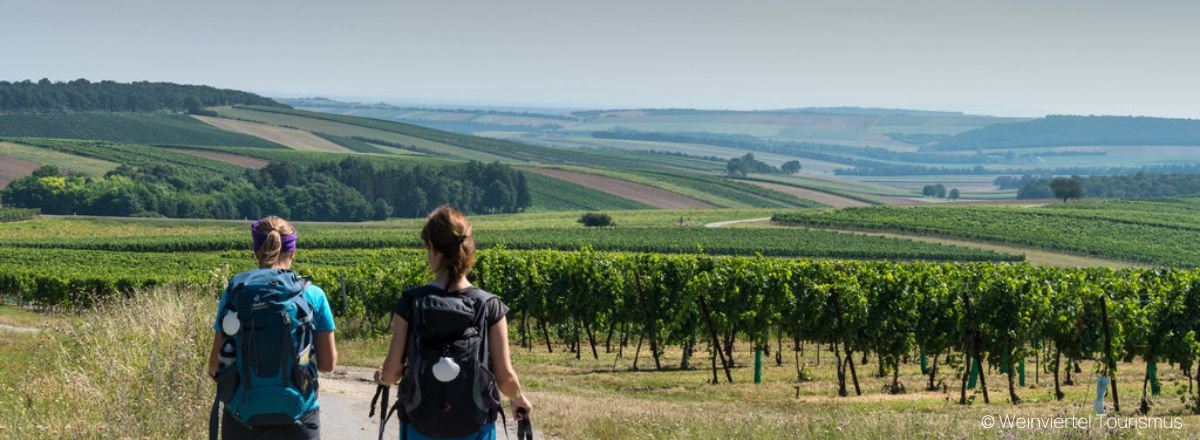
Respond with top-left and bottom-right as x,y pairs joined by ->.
251,221 -> 298,253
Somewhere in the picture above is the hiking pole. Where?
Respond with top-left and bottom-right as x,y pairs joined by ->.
370,385 -> 390,440
516,408 -> 533,440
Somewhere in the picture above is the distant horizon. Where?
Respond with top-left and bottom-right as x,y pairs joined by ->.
6,76 -> 1199,120
265,91 -> 1200,120
4,0 -> 1197,119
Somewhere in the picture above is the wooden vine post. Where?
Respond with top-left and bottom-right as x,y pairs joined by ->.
1101,294 -> 1120,413
960,290 -> 989,404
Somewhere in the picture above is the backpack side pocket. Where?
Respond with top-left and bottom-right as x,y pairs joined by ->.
474,363 -> 501,413
215,364 -> 240,404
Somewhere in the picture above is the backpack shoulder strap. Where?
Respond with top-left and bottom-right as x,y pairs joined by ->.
463,288 -> 496,366
292,282 -> 315,326
401,286 -> 435,362
463,287 -> 496,302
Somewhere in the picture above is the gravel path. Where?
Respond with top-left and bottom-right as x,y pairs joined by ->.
319,367 -> 538,440
704,217 -> 772,228
0,323 -> 43,333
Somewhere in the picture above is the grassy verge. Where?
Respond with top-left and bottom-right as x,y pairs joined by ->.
0,289 -> 215,439
0,305 -> 63,328
340,338 -> 1200,439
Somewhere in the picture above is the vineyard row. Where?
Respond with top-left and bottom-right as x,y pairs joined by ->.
2,248 -> 1197,411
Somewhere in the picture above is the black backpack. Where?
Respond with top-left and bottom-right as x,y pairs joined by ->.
395,286 -> 502,437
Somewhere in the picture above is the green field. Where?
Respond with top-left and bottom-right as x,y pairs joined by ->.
10,138 -> 246,177
0,141 -> 118,176
563,167 -> 820,209
522,172 -> 653,211
311,132 -> 393,154
624,170 -> 821,208
0,208 -> 37,222
751,173 -> 914,197
774,197 -> 1200,266
0,213 -> 1013,261
215,106 -> 509,161
0,112 -> 284,148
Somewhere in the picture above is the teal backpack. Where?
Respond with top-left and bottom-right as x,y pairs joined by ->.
210,269 -> 319,438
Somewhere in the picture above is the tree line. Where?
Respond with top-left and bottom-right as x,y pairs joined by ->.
931,115 -> 1200,151
0,79 -> 284,113
725,153 -> 800,177
0,157 -> 530,221
1016,173 -> 1200,200
920,184 -> 960,200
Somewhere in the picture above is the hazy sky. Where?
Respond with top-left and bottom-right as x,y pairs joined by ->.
2,0 -> 1198,117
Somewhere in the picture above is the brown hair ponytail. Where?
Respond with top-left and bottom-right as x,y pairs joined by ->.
420,206 -> 475,282
253,216 -> 296,268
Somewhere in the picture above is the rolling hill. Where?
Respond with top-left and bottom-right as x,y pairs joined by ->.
929,115 -> 1200,150
0,112 -> 286,148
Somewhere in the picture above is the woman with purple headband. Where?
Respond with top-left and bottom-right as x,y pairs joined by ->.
207,216 -> 338,440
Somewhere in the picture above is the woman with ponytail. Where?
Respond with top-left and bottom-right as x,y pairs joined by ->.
207,216 -> 338,439
375,206 -> 532,440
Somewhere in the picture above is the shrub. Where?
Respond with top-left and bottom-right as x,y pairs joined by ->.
578,212 -> 614,227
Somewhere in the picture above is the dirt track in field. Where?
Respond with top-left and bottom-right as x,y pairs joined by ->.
845,192 -> 934,206
806,225 -> 1145,268
192,115 -> 354,153
173,149 -> 270,169
523,168 -> 715,209
0,155 -> 40,188
741,180 -> 871,208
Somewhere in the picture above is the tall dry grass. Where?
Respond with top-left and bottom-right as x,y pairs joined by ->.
3,287 -> 215,439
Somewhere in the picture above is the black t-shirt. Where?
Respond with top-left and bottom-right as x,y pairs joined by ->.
393,284 -> 509,328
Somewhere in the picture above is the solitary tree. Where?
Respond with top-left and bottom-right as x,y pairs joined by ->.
935,184 -> 947,199
31,165 -> 61,178
781,160 -> 803,174
726,157 -> 747,177
949,188 -> 960,200
1050,177 -> 1084,202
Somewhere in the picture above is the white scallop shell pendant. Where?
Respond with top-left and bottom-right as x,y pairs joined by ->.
222,312 -> 240,335
432,357 -> 461,382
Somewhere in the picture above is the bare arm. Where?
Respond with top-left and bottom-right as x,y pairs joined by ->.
489,317 -> 532,417
316,331 -> 337,373
207,332 -> 223,378
377,314 -> 409,385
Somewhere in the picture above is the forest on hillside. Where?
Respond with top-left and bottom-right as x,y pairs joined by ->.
932,115 -> 1200,150
0,157 -> 530,221
0,79 -> 284,113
